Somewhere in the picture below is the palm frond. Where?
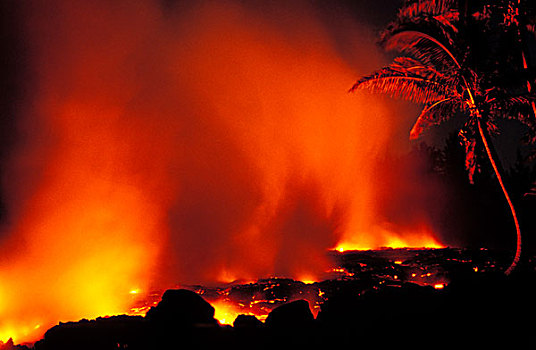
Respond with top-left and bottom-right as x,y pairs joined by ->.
397,0 -> 457,19
351,76 -> 442,103
433,11 -> 459,33
382,0 -> 459,48
384,30 -> 461,71
350,60 -> 451,104
393,56 -> 451,81
409,97 -> 459,139
490,94 -> 536,128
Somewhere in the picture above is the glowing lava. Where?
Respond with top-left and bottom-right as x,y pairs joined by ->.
0,0 -> 445,343
210,300 -> 260,325
335,225 -> 443,251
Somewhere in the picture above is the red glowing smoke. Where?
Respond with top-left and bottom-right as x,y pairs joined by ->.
0,0 -> 442,343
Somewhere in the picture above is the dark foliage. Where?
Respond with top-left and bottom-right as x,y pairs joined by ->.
397,137 -> 536,252
352,0 -> 536,273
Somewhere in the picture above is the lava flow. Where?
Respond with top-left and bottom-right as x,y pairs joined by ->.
125,246 -> 509,332
335,225 -> 444,252
0,0 -> 445,344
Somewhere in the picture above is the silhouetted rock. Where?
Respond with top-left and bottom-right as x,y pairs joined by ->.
233,314 -> 264,328
34,315 -> 146,350
145,289 -> 218,327
265,299 -> 314,330
21,251 -> 536,349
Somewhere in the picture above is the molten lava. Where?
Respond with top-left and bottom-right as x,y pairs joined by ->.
0,0 -> 444,343
210,299 -> 264,325
335,225 -> 444,252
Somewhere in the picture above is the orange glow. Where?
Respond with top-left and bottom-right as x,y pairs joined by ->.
211,297 -> 320,325
434,283 -> 445,290
217,270 -> 240,284
210,300 -> 257,325
298,275 -> 317,284
334,225 -> 443,251
1,0 -> 445,343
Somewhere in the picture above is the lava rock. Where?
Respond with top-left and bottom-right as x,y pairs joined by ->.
265,299 -> 314,330
233,314 -> 264,328
145,289 -> 218,327
34,316 -> 146,350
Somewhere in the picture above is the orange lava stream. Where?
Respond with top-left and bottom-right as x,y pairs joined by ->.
334,226 -> 444,252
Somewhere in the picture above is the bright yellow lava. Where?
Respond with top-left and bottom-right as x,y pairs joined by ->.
211,300 -> 254,325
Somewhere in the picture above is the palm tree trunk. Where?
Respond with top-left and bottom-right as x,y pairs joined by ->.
476,119 -> 521,275
377,10 -> 524,273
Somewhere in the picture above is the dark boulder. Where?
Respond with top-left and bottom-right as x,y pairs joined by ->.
33,316 -> 146,350
265,299 -> 314,330
233,314 -> 264,328
145,289 -> 218,327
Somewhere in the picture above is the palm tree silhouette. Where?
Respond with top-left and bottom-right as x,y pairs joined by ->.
352,0 -> 536,274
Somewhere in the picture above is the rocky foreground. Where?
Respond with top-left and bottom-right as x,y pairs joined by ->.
5,249 -> 536,349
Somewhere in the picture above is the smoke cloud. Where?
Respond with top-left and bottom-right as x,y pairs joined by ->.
0,0 -> 442,342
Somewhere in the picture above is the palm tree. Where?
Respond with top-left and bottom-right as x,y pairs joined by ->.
351,0 -> 536,274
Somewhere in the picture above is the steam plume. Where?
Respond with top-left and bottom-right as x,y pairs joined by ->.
0,0 -> 440,342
